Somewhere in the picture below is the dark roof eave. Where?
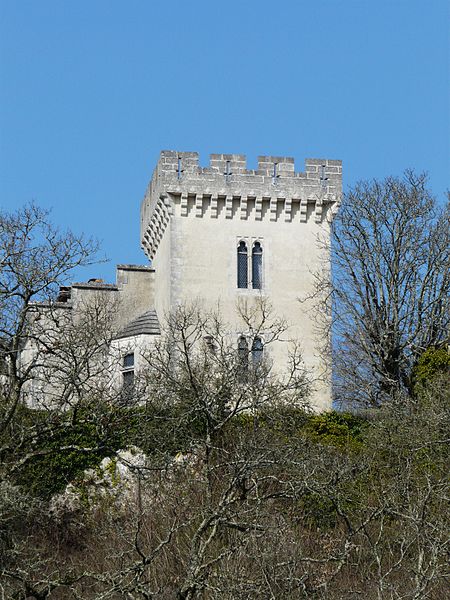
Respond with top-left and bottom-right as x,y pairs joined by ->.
117,264 -> 155,272
71,283 -> 119,291
114,331 -> 160,340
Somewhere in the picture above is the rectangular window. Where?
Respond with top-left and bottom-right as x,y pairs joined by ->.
123,370 -> 135,387
122,352 -> 135,399
122,370 -> 135,399
251,337 -> 264,366
252,254 -> 262,289
123,353 -> 134,368
237,336 -> 249,382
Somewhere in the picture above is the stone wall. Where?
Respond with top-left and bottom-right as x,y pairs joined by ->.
71,264 -> 155,333
21,265 -> 157,406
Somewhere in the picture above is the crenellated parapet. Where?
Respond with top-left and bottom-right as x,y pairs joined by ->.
140,151 -> 342,260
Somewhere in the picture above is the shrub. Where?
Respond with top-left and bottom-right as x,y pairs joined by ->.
14,419 -> 119,498
306,411 -> 367,450
412,346 -> 450,388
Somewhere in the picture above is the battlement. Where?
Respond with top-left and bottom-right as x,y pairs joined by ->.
140,151 -> 342,260
155,150 -> 341,181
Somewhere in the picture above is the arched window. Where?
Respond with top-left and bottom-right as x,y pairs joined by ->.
252,242 -> 263,289
237,241 -> 248,288
251,337 -> 263,366
237,336 -> 248,381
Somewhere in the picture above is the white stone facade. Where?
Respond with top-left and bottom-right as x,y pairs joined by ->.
140,151 -> 342,410
20,265 -> 158,406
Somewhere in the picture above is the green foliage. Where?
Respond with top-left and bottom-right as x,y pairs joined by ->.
299,491 -> 338,530
9,402 -> 211,499
14,418 -> 120,499
103,457 -> 120,487
412,346 -> 450,388
306,411 -> 367,449
125,404 -> 208,457
230,406 -> 309,439
223,408 -> 366,453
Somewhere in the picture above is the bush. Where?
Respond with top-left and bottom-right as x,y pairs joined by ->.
14,418 -> 120,498
306,411 -> 367,449
412,346 -> 450,388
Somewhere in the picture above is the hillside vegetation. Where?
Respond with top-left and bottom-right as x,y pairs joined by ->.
1,176 -> 449,599
1,345 -> 448,599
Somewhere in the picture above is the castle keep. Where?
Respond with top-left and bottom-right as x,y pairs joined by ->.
140,151 -> 342,410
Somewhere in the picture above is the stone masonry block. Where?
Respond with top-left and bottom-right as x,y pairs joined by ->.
179,152 -> 199,159
223,154 -> 246,161
258,155 -> 294,164
305,158 -> 327,166
258,156 -> 295,177
161,150 -> 178,158
210,154 -> 247,175
182,157 -> 199,166
278,162 -> 295,173
242,175 -> 264,184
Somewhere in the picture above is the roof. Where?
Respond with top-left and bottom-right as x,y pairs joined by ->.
116,264 -> 154,272
29,301 -> 73,310
71,282 -> 118,291
115,310 -> 160,339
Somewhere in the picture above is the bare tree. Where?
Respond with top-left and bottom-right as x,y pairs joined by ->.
353,377 -> 450,600
0,204 -> 131,498
312,171 -> 449,407
0,300 -> 315,599
0,203 -> 100,430
0,205 -> 143,599
137,301 -> 310,598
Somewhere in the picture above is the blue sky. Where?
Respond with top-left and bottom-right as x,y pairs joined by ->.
1,0 -> 449,282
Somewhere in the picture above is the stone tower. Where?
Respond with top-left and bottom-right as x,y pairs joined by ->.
140,151 -> 342,410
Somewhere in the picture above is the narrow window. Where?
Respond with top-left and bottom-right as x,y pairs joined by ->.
320,164 -> 328,188
238,336 -> 248,381
251,337 -> 263,367
272,162 -> 279,184
252,242 -> 263,289
225,160 -> 232,182
237,241 -> 248,288
122,352 -> 135,398
122,370 -> 135,393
